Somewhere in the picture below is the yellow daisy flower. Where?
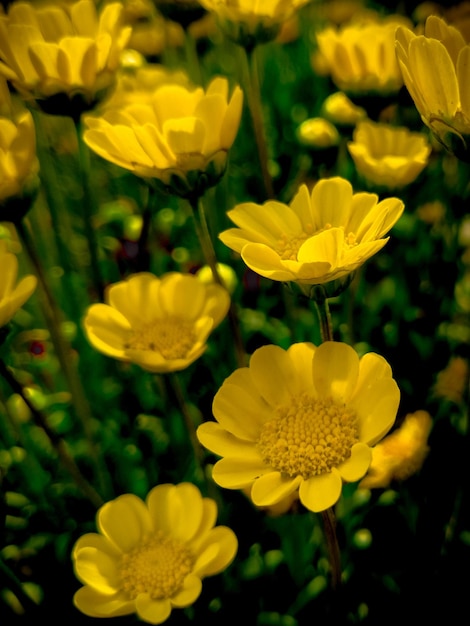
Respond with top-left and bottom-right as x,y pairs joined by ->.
83,76 -> 243,197
347,119 -> 432,189
72,482 -> 238,624
197,341 -> 400,513
297,117 -> 340,149
396,15 -> 470,160
83,272 -> 230,373
219,177 -> 404,287
0,240 -> 37,329
321,92 -> 367,127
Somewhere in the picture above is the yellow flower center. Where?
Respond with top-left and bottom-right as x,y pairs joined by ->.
257,394 -> 359,478
125,318 -> 196,359
119,531 -> 194,600
275,224 -> 358,261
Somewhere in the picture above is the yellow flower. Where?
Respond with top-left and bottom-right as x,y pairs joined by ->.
0,240 -> 37,329
197,341 -> 400,513
219,177 -> 404,287
433,356 -> 469,405
359,410 -> 432,489
296,117 -> 340,149
72,482 -> 237,624
0,79 -> 39,220
83,76 -> 243,197
83,272 -> 230,373
347,119 -> 432,189
316,17 -> 411,95
321,91 -> 366,127
198,0 -> 311,47
396,15 -> 470,160
0,0 -> 131,116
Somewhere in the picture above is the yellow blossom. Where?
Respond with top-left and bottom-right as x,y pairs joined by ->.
219,177 -> 404,287
433,356 -> 469,404
359,410 -> 432,489
297,117 -> 340,149
0,240 -> 37,329
321,92 -> 367,126
197,341 -> 400,513
83,272 -> 230,373
347,119 -> 432,189
72,483 -> 237,624
0,0 -> 132,116
83,76 -> 243,197
396,15 -> 470,160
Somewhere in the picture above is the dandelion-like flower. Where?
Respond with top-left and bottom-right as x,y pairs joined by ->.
83,272 -> 230,373
197,341 -> 400,512
0,240 -> 37,329
219,177 -> 404,287
83,76 -> 243,198
396,15 -> 470,160
72,482 -> 238,624
0,0 -> 131,117
347,119 -> 432,189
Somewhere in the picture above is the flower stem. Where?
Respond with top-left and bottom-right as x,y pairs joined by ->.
0,554 -> 40,615
321,507 -> 342,590
311,285 -> 334,342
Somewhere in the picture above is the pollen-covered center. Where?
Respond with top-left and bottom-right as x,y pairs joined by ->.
119,531 -> 194,600
275,224 -> 357,261
125,318 -> 196,359
257,393 -> 359,478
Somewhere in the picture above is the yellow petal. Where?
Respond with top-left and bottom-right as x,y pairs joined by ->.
73,586 -> 134,618
84,303 -> 131,359
353,378 -> 400,446
73,546 -> 120,593
251,472 -> 302,507
298,469 -> 343,513
97,494 -> 152,552
249,344 -> 305,405
309,176 -> 354,229
171,574 -> 202,607
135,594 -> 172,625
211,457 -> 271,489
311,341 -> 359,402
241,243 -> 297,281
197,421 -> 264,458
336,442 -> 372,482
163,116 -> 206,156
221,86 -> 243,149
192,526 -> 237,577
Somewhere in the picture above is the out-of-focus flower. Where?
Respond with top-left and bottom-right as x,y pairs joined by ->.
316,16 -> 411,96
83,76 -> 243,198
416,200 -> 446,225
122,0 -> 185,57
83,272 -> 230,373
396,15 -> 470,161
72,483 -> 237,624
359,410 -> 432,489
347,119 -> 432,189
297,117 -> 340,149
0,240 -> 37,329
197,341 -> 400,513
196,263 -> 238,294
0,79 -> 39,222
219,177 -> 404,287
433,356 -> 469,404
321,92 -> 367,126
154,0 -> 206,29
198,0 -> 311,47
0,0 -> 131,117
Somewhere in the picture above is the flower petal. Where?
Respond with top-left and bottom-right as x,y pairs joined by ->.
73,586 -> 134,618
298,469 -> 343,513
135,594 -> 172,625
250,472 -> 302,507
312,341 -> 359,402
211,457 -> 271,489
336,442 -> 372,482
170,574 -> 202,607
97,494 -> 152,552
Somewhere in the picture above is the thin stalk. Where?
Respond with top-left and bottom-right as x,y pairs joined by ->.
0,554 -> 40,614
183,29 -> 203,84
321,507 -> 342,590
312,285 -> 334,342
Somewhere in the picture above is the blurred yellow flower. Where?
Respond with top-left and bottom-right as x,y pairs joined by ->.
0,0 -> 131,115
83,272 -> 230,373
219,177 -> 404,286
296,117 -> 340,149
396,15 -> 470,160
0,240 -> 37,329
197,341 -> 400,513
433,356 -> 469,404
321,92 -> 367,127
359,410 -> 432,489
0,79 -> 39,220
347,119 -> 432,189
198,0 -> 311,47
83,76 -> 243,197
72,482 -> 237,624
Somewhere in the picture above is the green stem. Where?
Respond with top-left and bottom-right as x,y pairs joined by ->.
311,285 -> 334,342
321,508 -> 342,590
0,554 -> 40,614
0,358 -> 103,509
183,29 -> 203,84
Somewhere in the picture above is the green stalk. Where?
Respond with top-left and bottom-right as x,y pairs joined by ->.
311,285 -> 334,343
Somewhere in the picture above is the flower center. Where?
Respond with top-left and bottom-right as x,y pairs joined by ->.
275,224 -> 358,261
119,531 -> 194,600
257,393 -> 359,478
125,318 -> 196,359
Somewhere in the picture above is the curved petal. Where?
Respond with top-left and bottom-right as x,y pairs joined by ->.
197,422 -> 264,458
241,243 -> 298,281
97,494 -> 152,552
286,342 -> 316,392
84,303 -> 132,358
226,201 -> 303,242
166,483 -> 204,543
336,442 -> 372,482
192,526 -> 237,577
311,342 -> 359,402
146,483 -> 174,535
310,177 -> 354,228
351,352 -> 393,401
170,574 -> 202,607
73,546 -> 120,593
135,594 -> 172,625
211,456 -> 271,489
73,586 -> 135,618
353,378 -> 400,446
250,472 -> 302,507
298,469 -> 343,513
249,344 -> 303,406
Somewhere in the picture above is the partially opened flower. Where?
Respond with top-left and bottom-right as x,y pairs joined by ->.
83,272 -> 230,373
219,177 -> 404,287
0,240 -> 37,329
83,76 -> 243,197
359,410 -> 432,489
396,15 -> 470,160
0,0 -> 131,117
197,341 -> 400,513
347,119 -> 432,189
72,482 -> 238,624
321,91 -> 367,127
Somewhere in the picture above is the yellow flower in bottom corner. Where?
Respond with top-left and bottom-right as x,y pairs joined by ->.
197,341 -> 400,513
72,483 -> 238,624
0,240 -> 37,329
83,272 -> 230,373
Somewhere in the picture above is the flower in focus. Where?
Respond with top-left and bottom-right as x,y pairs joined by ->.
347,119 -> 432,189
83,76 -> 243,198
359,410 -> 432,489
72,482 -> 237,624
219,177 -> 404,287
321,92 -> 367,127
83,272 -> 230,373
197,341 -> 400,513
0,240 -> 37,329
396,15 -> 470,160
0,0 -> 132,117
0,79 -> 40,221
198,0 -> 311,47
